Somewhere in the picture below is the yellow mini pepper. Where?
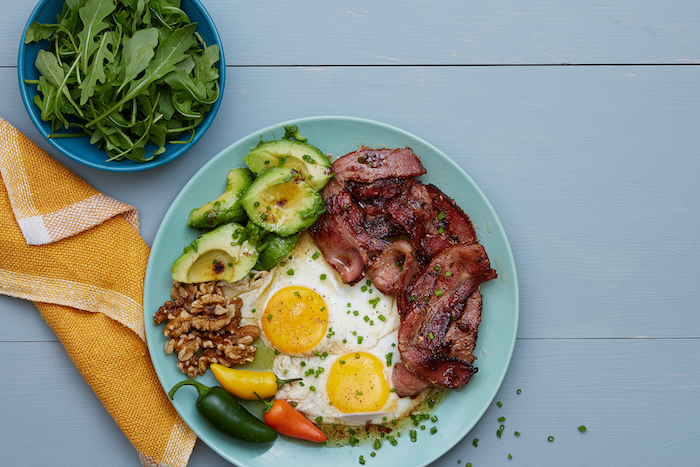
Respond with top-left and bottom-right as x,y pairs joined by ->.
210,364 -> 301,400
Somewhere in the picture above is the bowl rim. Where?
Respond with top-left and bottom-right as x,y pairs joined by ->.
17,0 -> 225,172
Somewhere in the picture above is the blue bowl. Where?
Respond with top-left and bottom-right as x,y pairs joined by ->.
18,0 -> 225,172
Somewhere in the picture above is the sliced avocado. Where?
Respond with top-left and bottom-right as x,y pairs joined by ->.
240,166 -> 325,237
171,223 -> 259,284
187,168 -> 253,229
244,140 -> 332,191
255,232 -> 300,270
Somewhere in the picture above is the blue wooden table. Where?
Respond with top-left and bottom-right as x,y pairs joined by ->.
1,1 -> 699,465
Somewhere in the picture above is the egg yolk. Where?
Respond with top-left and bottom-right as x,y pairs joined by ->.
327,352 -> 390,413
262,286 -> 328,354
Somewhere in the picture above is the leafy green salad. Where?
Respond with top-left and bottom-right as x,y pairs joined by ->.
24,0 -> 221,163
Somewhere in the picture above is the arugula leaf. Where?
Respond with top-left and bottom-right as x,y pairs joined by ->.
76,0 -> 116,74
24,23 -> 58,44
118,27 -> 158,94
79,31 -> 115,105
34,49 -> 83,119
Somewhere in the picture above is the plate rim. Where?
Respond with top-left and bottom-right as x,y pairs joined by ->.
144,115 -> 519,466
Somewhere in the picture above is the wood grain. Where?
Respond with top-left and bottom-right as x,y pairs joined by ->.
1,0 -> 699,466
3,0 -> 700,67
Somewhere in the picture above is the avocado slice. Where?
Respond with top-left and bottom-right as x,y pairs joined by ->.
255,232 -> 300,270
171,223 -> 259,284
240,166 -> 325,237
187,168 -> 253,229
244,140 -> 332,191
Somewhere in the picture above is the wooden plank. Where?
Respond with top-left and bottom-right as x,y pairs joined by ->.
2,64 -> 699,340
2,0 -> 700,67
1,338 -> 697,466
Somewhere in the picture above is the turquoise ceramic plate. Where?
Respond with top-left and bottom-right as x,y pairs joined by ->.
143,116 -> 519,466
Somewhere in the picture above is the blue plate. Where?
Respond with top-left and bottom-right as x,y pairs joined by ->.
18,0 -> 225,172
143,116 -> 519,466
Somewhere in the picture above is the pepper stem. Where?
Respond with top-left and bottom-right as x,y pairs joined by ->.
277,377 -> 303,389
168,379 -> 211,400
254,392 -> 274,413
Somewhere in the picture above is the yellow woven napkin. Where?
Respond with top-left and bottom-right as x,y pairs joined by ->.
0,118 -> 196,467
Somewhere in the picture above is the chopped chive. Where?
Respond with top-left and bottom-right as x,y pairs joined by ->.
497,401 -> 502,408
374,439 -> 381,449
498,416 -> 506,422
438,212 -> 445,220
312,251 -> 320,259
430,426 -> 437,434
578,425 -> 587,432
514,431 -> 520,436
517,389 -> 521,394
473,438 -> 479,447
434,289 -> 443,297
548,436 -> 554,442
378,314 -> 386,321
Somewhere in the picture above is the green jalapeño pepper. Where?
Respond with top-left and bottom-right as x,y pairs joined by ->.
168,380 -> 277,444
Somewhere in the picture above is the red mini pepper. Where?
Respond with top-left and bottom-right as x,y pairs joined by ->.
255,393 -> 327,443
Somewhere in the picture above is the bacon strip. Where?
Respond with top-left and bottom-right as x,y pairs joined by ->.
397,244 -> 496,389
332,147 -> 426,183
367,240 -> 418,297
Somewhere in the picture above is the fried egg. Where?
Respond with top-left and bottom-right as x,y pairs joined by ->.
239,233 -> 400,357
235,232 -> 427,425
272,330 -> 426,425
